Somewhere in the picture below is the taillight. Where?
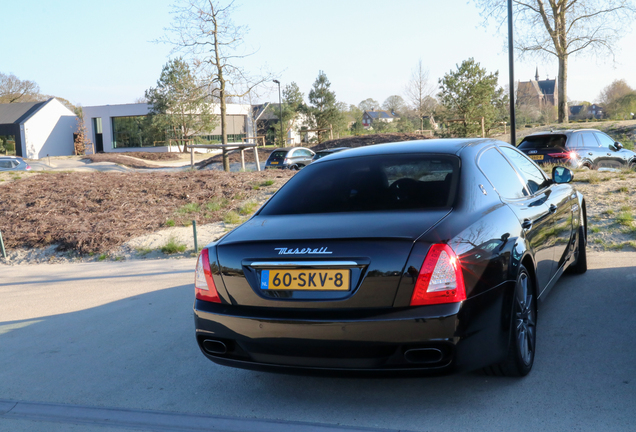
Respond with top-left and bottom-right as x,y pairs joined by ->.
25,165 -> 31,170
195,248 -> 220,303
547,152 -> 569,159
410,244 -> 466,306
284,158 -> 289,164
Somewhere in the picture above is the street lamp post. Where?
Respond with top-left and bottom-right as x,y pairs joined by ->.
273,80 -> 284,147
507,0 -> 517,147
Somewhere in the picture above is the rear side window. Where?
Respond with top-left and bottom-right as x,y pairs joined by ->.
518,135 -> 567,150
259,154 -> 459,215
500,147 -> 550,195
0,160 -> 12,169
581,132 -> 599,148
478,148 -> 526,199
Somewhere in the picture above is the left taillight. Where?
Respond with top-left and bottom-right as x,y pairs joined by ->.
195,248 -> 221,303
410,243 -> 466,306
25,165 -> 31,171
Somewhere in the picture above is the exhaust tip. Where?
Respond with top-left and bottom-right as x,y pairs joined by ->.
202,339 -> 227,355
404,348 -> 444,364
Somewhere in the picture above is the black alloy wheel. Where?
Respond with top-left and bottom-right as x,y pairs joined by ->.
485,265 -> 536,377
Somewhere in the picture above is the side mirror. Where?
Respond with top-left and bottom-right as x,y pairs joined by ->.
552,166 -> 573,184
615,142 -> 624,150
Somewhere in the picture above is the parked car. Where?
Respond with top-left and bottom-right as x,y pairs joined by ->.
312,147 -> 350,160
0,156 -> 31,171
518,129 -> 636,170
193,139 -> 586,377
264,147 -> 315,170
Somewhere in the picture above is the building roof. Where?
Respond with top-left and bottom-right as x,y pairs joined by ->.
537,79 -> 556,96
0,100 -> 47,125
364,110 -> 397,119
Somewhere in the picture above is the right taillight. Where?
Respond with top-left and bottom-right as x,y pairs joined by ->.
410,243 -> 466,306
195,248 -> 221,303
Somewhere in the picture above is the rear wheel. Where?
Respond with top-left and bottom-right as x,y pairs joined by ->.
485,265 -> 536,377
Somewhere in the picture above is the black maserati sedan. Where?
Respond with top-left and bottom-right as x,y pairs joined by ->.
194,139 -> 587,377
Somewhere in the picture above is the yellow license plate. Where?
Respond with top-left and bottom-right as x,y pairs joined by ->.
529,155 -> 544,160
260,269 -> 350,290
270,161 -> 279,165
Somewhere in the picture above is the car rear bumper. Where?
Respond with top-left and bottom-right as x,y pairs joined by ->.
193,281 -> 513,374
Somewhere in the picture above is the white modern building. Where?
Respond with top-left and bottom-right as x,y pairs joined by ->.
81,103 -> 255,153
0,98 -> 77,159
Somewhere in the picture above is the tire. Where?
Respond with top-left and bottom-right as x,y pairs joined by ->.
569,225 -> 587,274
484,265 -> 536,377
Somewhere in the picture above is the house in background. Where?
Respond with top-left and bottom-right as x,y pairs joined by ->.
569,103 -> 604,120
81,102 -> 254,153
0,98 -> 76,159
252,103 -> 317,145
362,109 -> 399,129
517,68 -> 558,109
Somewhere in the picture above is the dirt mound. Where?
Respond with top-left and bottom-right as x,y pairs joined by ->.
83,154 -> 163,169
116,151 -> 181,161
0,171 -> 293,255
311,133 -> 431,151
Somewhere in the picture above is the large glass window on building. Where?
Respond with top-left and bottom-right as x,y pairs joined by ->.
112,116 -> 158,148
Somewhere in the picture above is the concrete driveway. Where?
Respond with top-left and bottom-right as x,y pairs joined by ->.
1,252 -> 635,431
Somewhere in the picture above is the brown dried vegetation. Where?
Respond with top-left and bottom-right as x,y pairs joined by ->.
0,171 -> 293,254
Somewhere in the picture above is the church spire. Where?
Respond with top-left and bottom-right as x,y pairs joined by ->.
535,67 -> 539,81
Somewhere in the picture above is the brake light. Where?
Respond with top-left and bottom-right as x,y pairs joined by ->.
547,152 -> 569,159
284,158 -> 289,164
410,244 -> 466,306
195,248 -> 220,303
26,165 -> 31,170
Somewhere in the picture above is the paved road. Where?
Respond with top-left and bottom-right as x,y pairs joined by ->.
1,253 -> 635,431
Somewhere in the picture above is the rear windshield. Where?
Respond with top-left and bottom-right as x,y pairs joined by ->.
259,154 -> 459,215
518,135 -> 567,150
269,151 -> 288,159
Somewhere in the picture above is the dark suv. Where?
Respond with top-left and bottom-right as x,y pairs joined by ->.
265,147 -> 315,170
518,129 -> 636,170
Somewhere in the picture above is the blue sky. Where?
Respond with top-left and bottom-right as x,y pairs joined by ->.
3,0 -> 635,108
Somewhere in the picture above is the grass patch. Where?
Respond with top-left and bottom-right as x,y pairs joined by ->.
587,173 -> 600,184
135,247 -> 153,256
206,197 -> 229,212
223,211 -> 242,224
177,202 -> 201,214
161,237 -> 187,254
604,209 -> 615,216
590,226 -> 601,234
239,201 -> 259,216
618,186 -> 629,193
183,220 -> 192,227
166,219 -> 176,227
260,179 -> 275,187
616,212 -> 634,227
97,253 -> 108,261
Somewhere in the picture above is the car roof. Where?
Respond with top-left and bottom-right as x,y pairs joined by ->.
524,129 -> 605,138
311,138 -> 509,163
317,147 -> 349,152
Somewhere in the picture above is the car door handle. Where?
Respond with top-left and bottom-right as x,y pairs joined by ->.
549,204 -> 557,214
522,219 -> 533,230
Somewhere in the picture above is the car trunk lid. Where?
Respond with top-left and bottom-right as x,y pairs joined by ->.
215,211 -> 449,309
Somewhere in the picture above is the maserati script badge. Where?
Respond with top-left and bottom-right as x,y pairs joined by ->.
274,247 -> 332,255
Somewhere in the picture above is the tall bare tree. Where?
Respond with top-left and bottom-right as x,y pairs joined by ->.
404,59 -> 436,130
164,0 -> 273,171
0,73 -> 40,103
473,0 -> 636,123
